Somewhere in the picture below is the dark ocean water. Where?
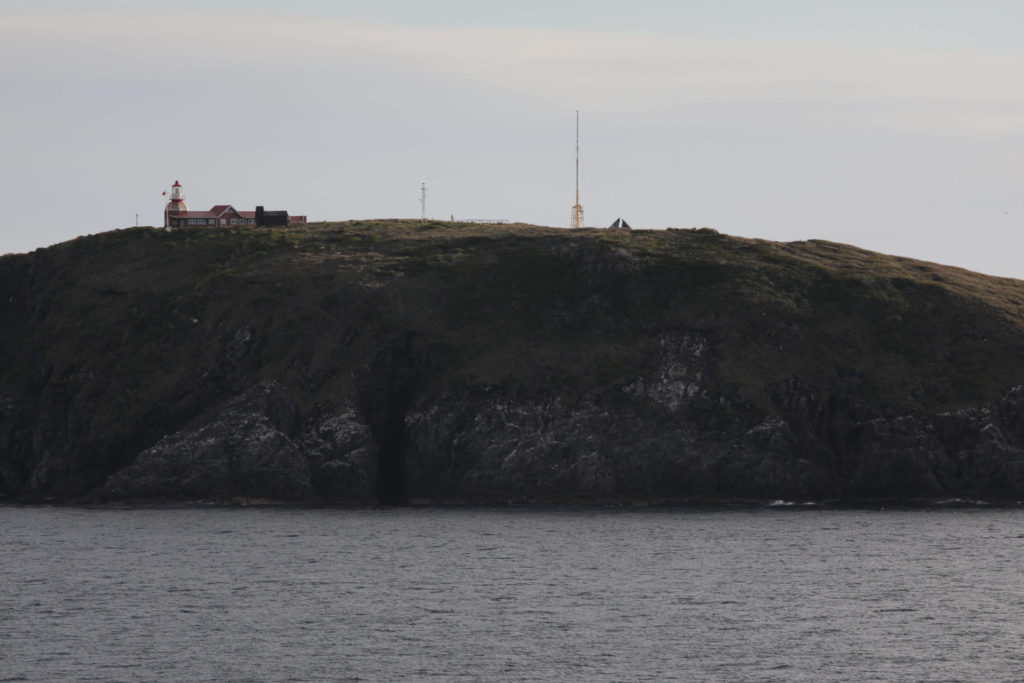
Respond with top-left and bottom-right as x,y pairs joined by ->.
3,504 -> 1024,682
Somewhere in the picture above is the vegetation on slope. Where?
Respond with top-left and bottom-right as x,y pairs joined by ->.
2,220 -> 1024,500
7,220 -> 1022,403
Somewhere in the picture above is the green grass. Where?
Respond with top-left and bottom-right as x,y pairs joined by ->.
3,219 -> 1024,433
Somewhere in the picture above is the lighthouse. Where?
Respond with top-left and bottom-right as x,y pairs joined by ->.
164,180 -> 188,229
167,180 -> 188,213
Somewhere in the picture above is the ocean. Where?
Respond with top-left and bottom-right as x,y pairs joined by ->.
3,504 -> 1023,682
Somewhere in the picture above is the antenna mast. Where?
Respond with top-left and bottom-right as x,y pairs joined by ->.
420,181 -> 427,222
570,110 -> 584,229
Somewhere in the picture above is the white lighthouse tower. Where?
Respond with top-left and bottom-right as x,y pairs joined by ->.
164,180 -> 188,229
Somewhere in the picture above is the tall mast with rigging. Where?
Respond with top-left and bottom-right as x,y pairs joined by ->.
570,110 -> 584,229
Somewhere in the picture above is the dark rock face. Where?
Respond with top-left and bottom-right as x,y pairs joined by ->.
92,383 -> 378,503
357,333 -> 424,505
298,406 -> 377,502
6,222 -> 1024,504
8,329 -> 1024,505
77,325 -> 1024,504
97,383 -> 313,502
29,370 -> 1024,506
398,348 -> 1024,504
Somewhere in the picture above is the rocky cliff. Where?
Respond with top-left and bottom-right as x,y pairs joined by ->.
4,220 -> 1024,504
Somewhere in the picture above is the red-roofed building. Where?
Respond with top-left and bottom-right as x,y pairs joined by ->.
164,181 -> 306,229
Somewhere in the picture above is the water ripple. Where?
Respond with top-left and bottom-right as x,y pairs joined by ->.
3,506 -> 1024,681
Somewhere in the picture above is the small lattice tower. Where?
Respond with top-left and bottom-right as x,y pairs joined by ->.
420,182 -> 427,222
570,111 -> 584,229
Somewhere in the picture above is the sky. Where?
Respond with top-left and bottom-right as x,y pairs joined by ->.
3,1 -> 1024,278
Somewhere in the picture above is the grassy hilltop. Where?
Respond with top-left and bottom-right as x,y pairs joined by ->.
3,220 -> 1024,503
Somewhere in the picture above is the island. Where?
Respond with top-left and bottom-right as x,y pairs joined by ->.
3,220 -> 1024,505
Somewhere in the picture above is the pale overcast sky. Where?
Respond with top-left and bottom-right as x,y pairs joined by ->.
3,1 -> 1024,277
